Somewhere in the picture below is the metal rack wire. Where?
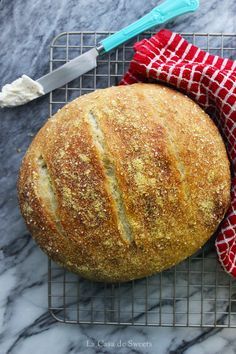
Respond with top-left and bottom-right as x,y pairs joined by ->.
48,31 -> 236,327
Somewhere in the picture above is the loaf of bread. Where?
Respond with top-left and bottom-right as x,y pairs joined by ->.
18,83 -> 231,282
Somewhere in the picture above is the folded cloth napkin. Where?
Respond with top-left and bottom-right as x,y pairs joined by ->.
120,29 -> 236,277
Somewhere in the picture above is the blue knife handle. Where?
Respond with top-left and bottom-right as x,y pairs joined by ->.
100,0 -> 199,53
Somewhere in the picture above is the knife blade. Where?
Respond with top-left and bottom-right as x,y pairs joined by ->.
37,47 -> 100,94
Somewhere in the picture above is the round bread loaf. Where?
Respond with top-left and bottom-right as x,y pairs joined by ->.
18,83 -> 231,282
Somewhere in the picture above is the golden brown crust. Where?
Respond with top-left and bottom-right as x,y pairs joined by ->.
18,83 -> 231,282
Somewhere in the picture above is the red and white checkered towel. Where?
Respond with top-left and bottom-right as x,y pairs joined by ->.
120,29 -> 236,277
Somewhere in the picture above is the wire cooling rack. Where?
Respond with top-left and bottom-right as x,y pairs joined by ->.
48,31 -> 236,327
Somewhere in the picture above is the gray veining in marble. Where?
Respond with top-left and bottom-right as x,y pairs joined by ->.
1,1 -> 236,353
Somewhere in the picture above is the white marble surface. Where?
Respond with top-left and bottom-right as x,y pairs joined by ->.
1,0 -> 236,353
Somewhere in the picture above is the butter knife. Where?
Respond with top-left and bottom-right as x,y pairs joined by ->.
38,0 -> 199,94
0,0 -> 199,107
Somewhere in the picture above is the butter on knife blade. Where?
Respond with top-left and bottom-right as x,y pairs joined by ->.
0,75 -> 44,108
0,47 -> 99,108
